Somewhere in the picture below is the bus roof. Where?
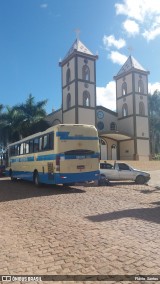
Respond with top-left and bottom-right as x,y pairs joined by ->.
7,124 -> 97,147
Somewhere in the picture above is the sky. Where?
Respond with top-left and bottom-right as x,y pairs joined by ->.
1,0 -> 160,114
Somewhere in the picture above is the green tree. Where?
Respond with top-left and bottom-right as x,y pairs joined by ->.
17,94 -> 49,137
0,104 -> 3,112
0,104 -> 5,147
148,90 -> 160,156
0,105 -> 25,144
0,94 -> 49,145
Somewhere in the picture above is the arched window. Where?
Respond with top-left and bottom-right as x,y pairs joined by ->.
82,65 -> 90,81
122,103 -> 128,117
138,79 -> 144,94
139,101 -> 145,116
97,121 -> 104,131
66,68 -> 71,85
111,144 -> 117,160
99,138 -> 106,145
66,93 -> 71,109
110,122 -> 117,131
52,119 -> 62,126
122,81 -> 127,96
83,91 -> 90,107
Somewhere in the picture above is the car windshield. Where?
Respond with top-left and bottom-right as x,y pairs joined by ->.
129,165 -> 134,170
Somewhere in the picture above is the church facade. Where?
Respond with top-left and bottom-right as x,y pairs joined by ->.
47,39 -> 150,161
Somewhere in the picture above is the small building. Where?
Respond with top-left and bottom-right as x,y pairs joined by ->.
46,38 -> 150,161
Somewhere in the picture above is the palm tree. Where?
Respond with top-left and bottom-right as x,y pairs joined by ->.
16,94 -> 49,137
0,105 -> 25,144
0,104 -> 5,148
0,104 -> 3,112
0,94 -> 49,145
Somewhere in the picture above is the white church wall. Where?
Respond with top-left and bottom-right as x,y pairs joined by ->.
120,140 -> 134,160
63,109 -> 75,124
118,117 -> 134,136
136,117 -> 149,138
78,108 -> 95,125
137,139 -> 150,160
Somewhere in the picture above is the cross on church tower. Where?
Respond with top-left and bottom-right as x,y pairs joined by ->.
75,28 -> 81,41
127,46 -> 133,55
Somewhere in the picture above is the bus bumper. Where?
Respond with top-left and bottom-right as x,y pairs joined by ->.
55,170 -> 100,184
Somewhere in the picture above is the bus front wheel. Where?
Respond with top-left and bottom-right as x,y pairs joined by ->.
34,171 -> 41,187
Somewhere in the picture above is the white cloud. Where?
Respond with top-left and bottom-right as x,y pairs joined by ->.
108,51 -> 127,65
115,0 -> 144,22
96,81 -> 116,111
143,26 -> 160,41
40,3 -> 48,8
103,35 -> 126,49
96,81 -> 160,111
115,0 -> 160,40
115,0 -> 160,22
148,82 -> 160,94
123,19 -> 140,36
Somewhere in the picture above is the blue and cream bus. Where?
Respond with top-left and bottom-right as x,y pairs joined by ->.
6,124 -> 100,186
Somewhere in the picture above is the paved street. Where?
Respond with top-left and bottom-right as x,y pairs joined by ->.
148,170 -> 160,188
0,176 -> 160,283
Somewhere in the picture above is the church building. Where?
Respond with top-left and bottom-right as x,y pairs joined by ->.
46,38 -> 150,161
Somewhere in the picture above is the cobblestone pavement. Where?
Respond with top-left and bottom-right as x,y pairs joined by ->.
148,170 -> 160,188
0,178 -> 160,284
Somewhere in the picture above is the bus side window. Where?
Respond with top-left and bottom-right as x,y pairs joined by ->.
49,133 -> 54,150
43,133 -> 54,150
43,135 -> 48,150
20,143 -> 24,155
15,145 -> 20,156
24,142 -> 29,154
39,137 -> 43,151
10,146 -> 15,156
29,140 -> 34,153
34,138 -> 39,152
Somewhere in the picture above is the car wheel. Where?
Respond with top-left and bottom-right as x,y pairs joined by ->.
98,174 -> 109,186
135,175 -> 146,185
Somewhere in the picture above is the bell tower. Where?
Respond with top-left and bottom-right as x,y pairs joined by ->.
114,55 -> 150,160
59,38 -> 98,125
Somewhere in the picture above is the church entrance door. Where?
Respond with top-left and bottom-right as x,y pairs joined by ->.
100,139 -> 107,160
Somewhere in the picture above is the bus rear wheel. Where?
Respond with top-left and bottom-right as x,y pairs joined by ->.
34,171 -> 41,187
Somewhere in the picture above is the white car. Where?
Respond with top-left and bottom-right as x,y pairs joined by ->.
99,162 -> 150,184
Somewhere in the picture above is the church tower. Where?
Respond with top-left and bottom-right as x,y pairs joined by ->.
114,56 -> 150,160
59,38 -> 98,125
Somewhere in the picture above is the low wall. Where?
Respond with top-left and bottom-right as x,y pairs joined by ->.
101,160 -> 160,171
